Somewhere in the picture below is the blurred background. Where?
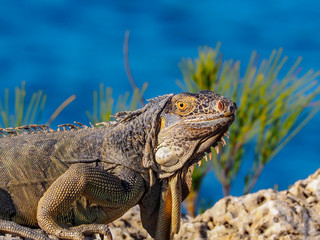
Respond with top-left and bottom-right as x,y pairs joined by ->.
0,0 -> 319,207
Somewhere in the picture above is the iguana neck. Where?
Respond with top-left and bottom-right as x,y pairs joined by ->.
101,112 -> 158,181
100,95 -> 173,184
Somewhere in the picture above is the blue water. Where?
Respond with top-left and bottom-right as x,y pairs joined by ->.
0,1 -> 319,205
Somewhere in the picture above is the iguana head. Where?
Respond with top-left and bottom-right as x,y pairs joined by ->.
154,90 -> 237,178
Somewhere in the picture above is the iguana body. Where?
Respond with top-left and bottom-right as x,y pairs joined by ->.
0,90 -> 237,240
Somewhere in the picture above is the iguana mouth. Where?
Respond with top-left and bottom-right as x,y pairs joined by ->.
188,114 -> 234,152
164,114 -> 234,131
184,115 -> 235,134
184,113 -> 235,123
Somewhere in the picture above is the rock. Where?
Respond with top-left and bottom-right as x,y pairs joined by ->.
2,170 -> 320,239
109,206 -> 151,240
108,206 -> 192,240
111,169 -> 320,239
175,169 -> 320,240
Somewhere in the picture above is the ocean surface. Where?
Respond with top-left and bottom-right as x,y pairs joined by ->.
0,1 -> 319,206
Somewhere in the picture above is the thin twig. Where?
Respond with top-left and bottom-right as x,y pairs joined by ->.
244,163 -> 264,194
46,95 -> 76,126
123,30 -> 146,106
222,176 -> 231,196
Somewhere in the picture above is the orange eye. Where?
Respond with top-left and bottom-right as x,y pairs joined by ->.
218,101 -> 224,110
177,101 -> 187,110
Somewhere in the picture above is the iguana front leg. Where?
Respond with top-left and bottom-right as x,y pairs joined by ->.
37,164 -> 145,240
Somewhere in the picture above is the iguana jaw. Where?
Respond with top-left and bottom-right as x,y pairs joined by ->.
196,115 -> 234,152
155,114 -> 234,178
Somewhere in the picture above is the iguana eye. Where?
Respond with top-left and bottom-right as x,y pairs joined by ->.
177,101 -> 187,110
218,101 -> 224,110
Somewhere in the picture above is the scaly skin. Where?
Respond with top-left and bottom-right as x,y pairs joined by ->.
0,90 -> 237,240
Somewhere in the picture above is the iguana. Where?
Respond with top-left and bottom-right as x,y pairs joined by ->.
0,90 -> 237,240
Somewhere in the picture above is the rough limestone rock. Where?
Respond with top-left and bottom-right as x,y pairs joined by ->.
1,169 -> 320,239
175,169 -> 320,240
